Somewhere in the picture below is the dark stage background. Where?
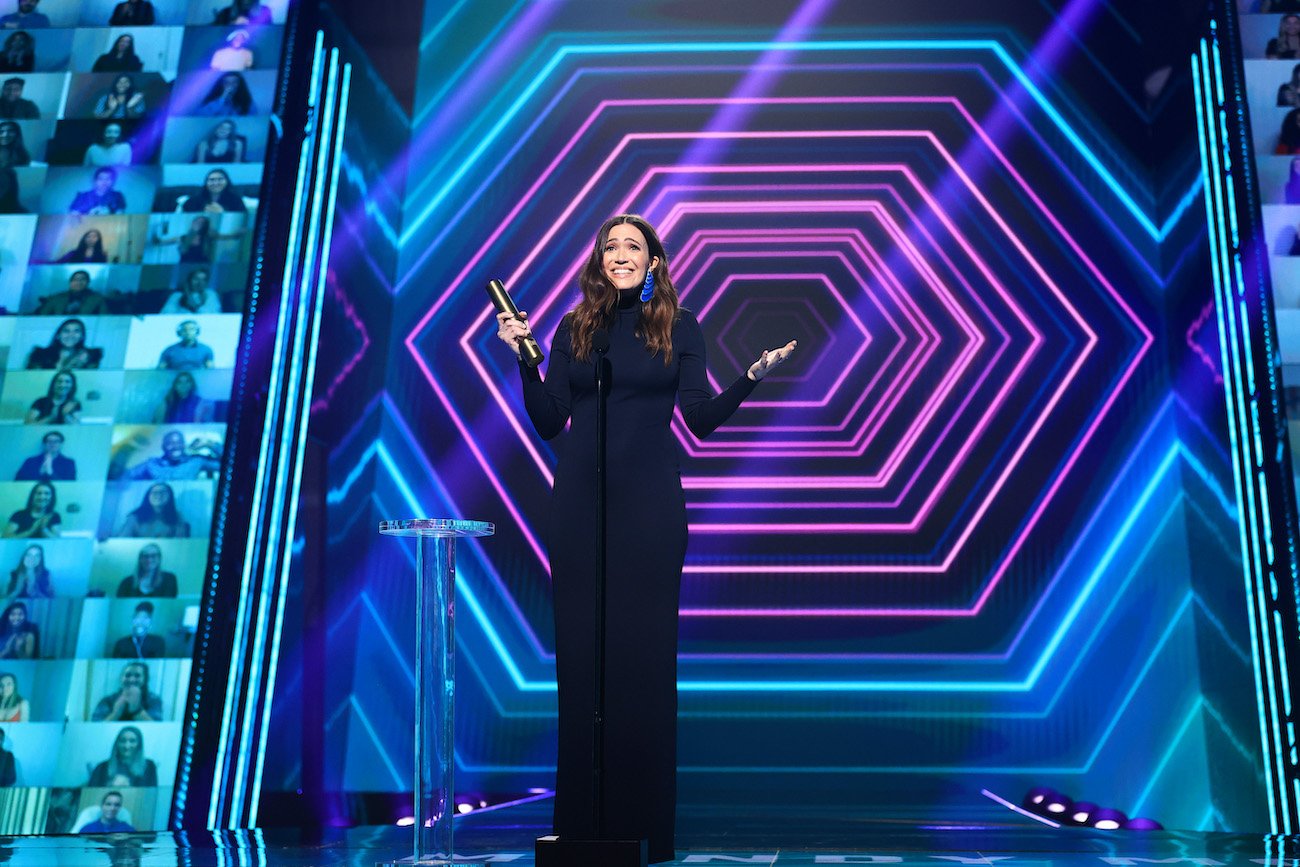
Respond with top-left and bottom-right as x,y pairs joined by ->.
262,0 -> 1266,831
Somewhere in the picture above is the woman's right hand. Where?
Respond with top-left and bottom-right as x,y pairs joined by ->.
496,310 -> 532,359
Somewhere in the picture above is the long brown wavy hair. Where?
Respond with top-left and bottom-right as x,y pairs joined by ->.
569,214 -> 680,364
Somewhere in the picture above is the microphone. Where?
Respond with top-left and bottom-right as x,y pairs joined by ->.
592,328 -> 610,355
485,278 -> 544,368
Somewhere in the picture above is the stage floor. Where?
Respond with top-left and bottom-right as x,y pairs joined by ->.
9,797 -> 1296,865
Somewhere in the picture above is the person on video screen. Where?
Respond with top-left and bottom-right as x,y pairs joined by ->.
197,72 -> 253,116
0,164 -> 21,213
0,120 -> 28,168
157,320 -> 214,370
4,544 -> 54,597
0,77 -> 35,119
182,168 -> 245,214
122,429 -> 219,481
160,268 -> 221,314
93,74 -> 145,120
152,215 -> 244,264
193,118 -> 244,163
93,34 -> 142,73
110,602 -> 164,659
92,661 -> 162,721
109,0 -> 154,25
55,230 -> 110,264
69,166 -> 127,215
117,488 -> 190,539
154,371 -> 213,424
0,0 -> 49,30
35,270 -> 109,316
0,602 -> 38,658
25,371 -> 81,425
80,791 -> 134,833
0,673 -> 28,720
84,121 -> 133,166
0,31 -> 33,72
15,431 -> 76,481
3,481 -> 60,538
88,725 -> 157,786
213,0 -> 270,25
209,29 -> 252,71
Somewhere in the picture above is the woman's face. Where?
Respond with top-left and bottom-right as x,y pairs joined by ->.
174,373 -> 194,396
602,223 -> 659,291
0,123 -> 14,145
6,608 -> 23,627
0,676 -> 15,697
9,33 -> 28,51
215,121 -> 234,139
205,171 -> 227,195
220,74 -> 238,96
51,373 -> 72,399
114,35 -> 132,54
113,75 -> 131,95
1287,15 -> 1300,35
58,321 -> 83,347
21,546 -> 40,570
116,730 -> 140,758
138,544 -> 161,571
30,485 -> 51,511
146,486 -> 170,509
83,229 -> 102,246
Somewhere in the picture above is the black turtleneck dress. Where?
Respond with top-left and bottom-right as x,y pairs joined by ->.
519,291 -> 757,863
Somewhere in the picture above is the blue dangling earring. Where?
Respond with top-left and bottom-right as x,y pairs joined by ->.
640,269 -> 655,303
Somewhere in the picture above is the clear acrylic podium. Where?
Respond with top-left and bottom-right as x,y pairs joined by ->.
378,519 -> 495,867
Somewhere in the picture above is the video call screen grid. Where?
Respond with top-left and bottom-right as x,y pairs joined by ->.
0,0 -> 287,835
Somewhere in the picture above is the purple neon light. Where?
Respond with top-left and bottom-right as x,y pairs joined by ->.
413,97 -> 1149,620
714,294 -> 843,384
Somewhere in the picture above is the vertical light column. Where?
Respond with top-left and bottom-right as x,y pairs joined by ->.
1194,18 -> 1300,833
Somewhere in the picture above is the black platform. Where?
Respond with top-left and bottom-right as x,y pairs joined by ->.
15,797 -> 1297,865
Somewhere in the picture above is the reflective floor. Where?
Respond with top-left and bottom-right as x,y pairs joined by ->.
4,797 -> 1296,866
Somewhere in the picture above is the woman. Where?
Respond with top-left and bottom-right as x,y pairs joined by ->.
197,72 -> 254,116
1272,14 -> 1300,59
1282,64 -> 1300,107
83,121 -> 133,166
192,118 -> 245,163
3,482 -> 60,539
182,168 -> 246,214
0,120 -> 29,168
0,32 -> 33,74
88,726 -> 158,786
209,29 -> 253,71
25,371 -> 81,424
92,34 -> 143,73
0,673 -> 29,721
213,0 -> 272,24
1286,158 -> 1300,204
495,214 -> 795,862
109,0 -> 155,25
93,74 -> 146,120
116,543 -> 178,598
154,371 -> 213,424
1281,109 -> 1300,156
5,544 -> 52,598
54,229 -> 109,264
0,603 -> 38,659
152,215 -> 242,264
26,319 -> 103,370
91,661 -> 161,721
160,267 -> 221,313
117,486 -> 190,538
0,165 -> 21,214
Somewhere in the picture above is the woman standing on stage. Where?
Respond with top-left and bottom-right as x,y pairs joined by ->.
496,214 -> 795,863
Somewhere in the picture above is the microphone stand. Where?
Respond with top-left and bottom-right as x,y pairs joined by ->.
536,328 -> 647,867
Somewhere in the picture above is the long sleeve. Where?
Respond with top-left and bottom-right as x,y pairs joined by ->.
676,309 -> 756,438
519,318 -> 572,440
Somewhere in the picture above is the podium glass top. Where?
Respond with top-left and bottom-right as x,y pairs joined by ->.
378,519 -> 495,538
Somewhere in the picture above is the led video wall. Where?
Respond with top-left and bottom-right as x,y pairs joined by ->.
1239,11 -> 1300,501
0,0 -> 285,833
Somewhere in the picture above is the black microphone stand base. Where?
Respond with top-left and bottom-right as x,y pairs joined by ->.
535,835 -> 648,867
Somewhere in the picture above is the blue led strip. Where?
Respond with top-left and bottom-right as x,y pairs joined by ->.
208,33 -> 347,828
251,57 -> 354,825
1193,18 -> 1300,831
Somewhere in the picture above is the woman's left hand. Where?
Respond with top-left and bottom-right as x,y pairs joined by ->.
747,339 -> 798,381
